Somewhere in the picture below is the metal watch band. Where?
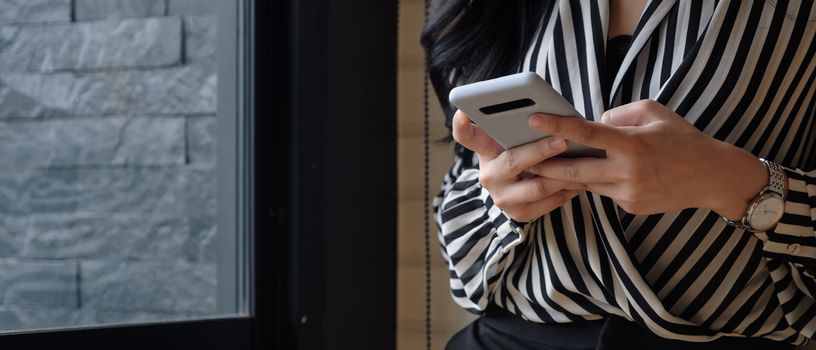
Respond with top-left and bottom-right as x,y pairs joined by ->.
760,158 -> 787,197
720,158 -> 787,232
720,216 -> 754,232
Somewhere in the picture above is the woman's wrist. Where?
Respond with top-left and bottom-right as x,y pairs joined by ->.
704,141 -> 768,221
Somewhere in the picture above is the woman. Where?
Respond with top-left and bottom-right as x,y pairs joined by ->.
422,0 -> 816,349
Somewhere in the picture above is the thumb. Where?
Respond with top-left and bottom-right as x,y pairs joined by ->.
452,110 -> 504,159
600,100 -> 665,126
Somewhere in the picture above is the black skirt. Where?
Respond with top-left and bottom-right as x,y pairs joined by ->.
446,305 -> 796,350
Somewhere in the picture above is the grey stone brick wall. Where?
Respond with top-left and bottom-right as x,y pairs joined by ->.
0,0 -> 71,25
0,17 -> 183,71
75,0 -> 166,20
0,0 -> 218,331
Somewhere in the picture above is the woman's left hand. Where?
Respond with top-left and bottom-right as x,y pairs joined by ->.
526,99 -> 768,220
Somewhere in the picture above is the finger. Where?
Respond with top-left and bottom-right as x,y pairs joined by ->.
493,177 -> 585,206
527,158 -> 620,183
452,111 -> 504,159
600,99 -> 666,127
583,183 -> 652,215
583,183 -> 619,198
485,137 -> 568,180
581,183 -> 647,215
528,113 -> 626,152
507,190 -> 582,222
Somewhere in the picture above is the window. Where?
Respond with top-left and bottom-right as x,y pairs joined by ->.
0,0 -> 398,348
0,0 -> 249,334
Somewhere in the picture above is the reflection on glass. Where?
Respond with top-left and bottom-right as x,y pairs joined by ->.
0,0 -> 241,332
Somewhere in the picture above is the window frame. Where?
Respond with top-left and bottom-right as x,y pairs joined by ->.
261,0 -> 398,348
0,0 -> 397,348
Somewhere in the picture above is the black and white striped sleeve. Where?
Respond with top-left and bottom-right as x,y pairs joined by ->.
432,147 -> 528,313
756,167 -> 816,335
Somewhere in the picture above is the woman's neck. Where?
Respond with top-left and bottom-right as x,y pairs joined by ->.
609,0 -> 647,38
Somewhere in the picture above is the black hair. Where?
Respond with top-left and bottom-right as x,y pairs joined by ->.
420,1 -> 548,142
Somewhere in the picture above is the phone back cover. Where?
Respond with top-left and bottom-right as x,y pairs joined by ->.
449,72 -> 605,158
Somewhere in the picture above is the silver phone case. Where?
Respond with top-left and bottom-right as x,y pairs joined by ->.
449,72 -> 605,158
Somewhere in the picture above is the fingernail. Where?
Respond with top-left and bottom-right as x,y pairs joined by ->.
529,114 -> 546,127
549,137 -> 565,149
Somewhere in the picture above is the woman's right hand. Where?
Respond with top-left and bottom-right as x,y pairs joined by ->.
451,110 -> 585,222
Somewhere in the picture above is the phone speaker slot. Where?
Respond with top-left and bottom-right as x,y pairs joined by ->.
479,98 -> 535,115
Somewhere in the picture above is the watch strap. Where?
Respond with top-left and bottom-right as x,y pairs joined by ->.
720,215 -> 756,232
760,158 -> 787,197
720,158 -> 787,233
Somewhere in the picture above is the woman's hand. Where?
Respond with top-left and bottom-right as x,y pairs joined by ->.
526,99 -> 768,219
452,111 -> 585,222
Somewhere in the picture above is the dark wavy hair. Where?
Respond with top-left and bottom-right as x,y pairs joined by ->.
420,1 -> 547,142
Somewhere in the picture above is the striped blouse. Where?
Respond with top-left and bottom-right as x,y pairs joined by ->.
433,0 -> 816,345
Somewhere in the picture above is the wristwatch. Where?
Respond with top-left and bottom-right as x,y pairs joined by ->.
721,158 -> 788,233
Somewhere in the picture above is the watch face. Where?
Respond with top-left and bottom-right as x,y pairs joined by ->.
747,193 -> 785,232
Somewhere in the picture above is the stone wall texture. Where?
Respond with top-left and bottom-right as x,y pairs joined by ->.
0,0 -> 218,331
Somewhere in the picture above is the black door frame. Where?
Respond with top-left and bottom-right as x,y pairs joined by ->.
260,0 -> 398,348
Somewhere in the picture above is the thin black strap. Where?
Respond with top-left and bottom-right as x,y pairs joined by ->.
422,1 -> 433,350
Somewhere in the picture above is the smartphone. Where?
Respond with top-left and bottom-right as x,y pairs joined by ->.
449,72 -> 606,158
